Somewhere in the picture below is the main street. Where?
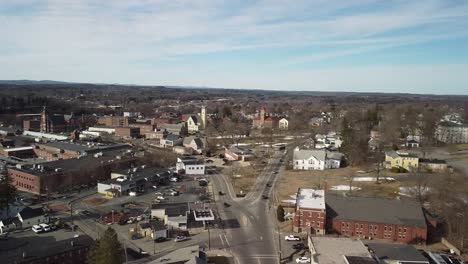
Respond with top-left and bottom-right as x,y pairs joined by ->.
211,149 -> 286,264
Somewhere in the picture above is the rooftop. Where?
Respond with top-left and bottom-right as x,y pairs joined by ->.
297,189 -> 325,210
310,237 -> 371,264
345,256 -> 378,264
326,194 -> 426,227
148,245 -> 206,264
367,243 -> 429,263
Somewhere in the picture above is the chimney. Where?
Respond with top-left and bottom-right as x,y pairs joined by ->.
323,181 -> 328,193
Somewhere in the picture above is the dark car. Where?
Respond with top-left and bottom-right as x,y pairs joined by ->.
292,243 -> 307,250
266,183 -> 272,187
206,159 -> 214,163
262,195 -> 268,199
223,202 -> 231,207
218,191 -> 225,195
154,237 -> 167,243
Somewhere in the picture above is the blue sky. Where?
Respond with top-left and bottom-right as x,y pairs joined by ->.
1,0 -> 468,94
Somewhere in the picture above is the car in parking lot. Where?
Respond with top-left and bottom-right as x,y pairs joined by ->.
156,196 -> 165,200
174,236 -> 188,242
262,195 -> 269,199
32,225 -> 43,233
266,183 -> 272,187
223,202 -> 231,207
218,191 -> 225,195
285,235 -> 301,241
292,243 -> 308,250
296,257 -> 311,263
39,223 -> 51,232
154,237 -> 167,243
169,177 -> 178,182
205,159 -> 214,163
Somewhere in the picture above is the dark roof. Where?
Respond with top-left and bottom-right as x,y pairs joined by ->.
48,115 -> 66,126
40,141 -> 91,152
183,160 -> 204,165
151,203 -> 189,217
140,220 -> 166,231
19,207 -> 45,220
419,158 -> 446,164
367,243 -> 429,262
345,256 -> 378,264
165,134 -> 180,141
326,194 -> 427,227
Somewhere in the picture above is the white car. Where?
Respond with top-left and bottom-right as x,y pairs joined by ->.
296,257 -> 311,263
156,196 -> 165,200
285,235 -> 301,241
32,225 -> 43,233
169,177 -> 178,182
174,236 -> 188,242
39,223 -> 51,232
129,192 -> 137,196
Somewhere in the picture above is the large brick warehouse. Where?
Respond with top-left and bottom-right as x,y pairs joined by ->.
293,189 -> 427,244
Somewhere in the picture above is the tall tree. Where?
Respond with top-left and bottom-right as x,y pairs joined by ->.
88,227 -> 123,264
0,166 -> 17,218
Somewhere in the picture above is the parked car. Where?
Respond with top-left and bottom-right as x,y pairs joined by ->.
32,225 -> 43,233
153,199 -> 161,203
262,195 -> 269,199
152,185 -> 158,189
39,223 -> 51,232
156,196 -> 165,200
129,192 -> 137,197
154,237 -> 166,243
292,243 -> 307,250
174,236 -> 188,242
218,191 -> 225,195
205,159 -> 214,163
285,235 -> 301,241
296,257 -> 311,263
169,177 -> 178,182
168,191 -> 179,196
223,202 -> 231,207
266,183 -> 272,187
136,215 -> 144,221
154,192 -> 163,196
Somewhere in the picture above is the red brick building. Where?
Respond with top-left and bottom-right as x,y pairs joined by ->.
325,194 -> 427,243
8,150 -> 137,194
293,189 -> 326,234
98,116 -> 129,127
115,127 -> 140,138
292,190 -> 427,244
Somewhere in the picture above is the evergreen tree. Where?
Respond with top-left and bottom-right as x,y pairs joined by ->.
277,205 -> 285,222
88,227 -> 123,264
0,165 -> 17,218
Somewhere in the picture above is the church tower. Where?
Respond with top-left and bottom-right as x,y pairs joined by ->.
200,106 -> 206,129
260,108 -> 265,126
40,106 -> 49,132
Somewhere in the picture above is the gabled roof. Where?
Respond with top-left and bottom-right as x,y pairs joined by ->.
187,116 -> 198,123
19,207 -> 45,220
294,149 -> 326,161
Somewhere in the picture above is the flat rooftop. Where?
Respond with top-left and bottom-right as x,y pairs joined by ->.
310,237 -> 371,264
297,189 -> 325,210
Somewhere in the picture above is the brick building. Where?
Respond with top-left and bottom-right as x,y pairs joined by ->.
293,189 -> 326,234
115,127 -> 140,138
8,150 -> 138,194
98,116 -> 129,127
33,141 -> 130,161
292,189 -> 427,243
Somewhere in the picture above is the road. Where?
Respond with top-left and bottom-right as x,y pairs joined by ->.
210,149 -> 286,264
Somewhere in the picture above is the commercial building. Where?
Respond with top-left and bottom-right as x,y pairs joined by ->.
176,157 -> 205,175
292,190 -> 428,243
33,141 -> 130,161
367,243 -> 429,264
8,149 -> 138,194
224,146 -> 255,161
293,189 -> 326,234
436,121 -> 468,143
114,127 -> 140,138
308,237 -> 373,264
97,116 -> 129,127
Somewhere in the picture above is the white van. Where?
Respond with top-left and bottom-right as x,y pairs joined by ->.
32,225 -> 43,233
39,223 -> 51,232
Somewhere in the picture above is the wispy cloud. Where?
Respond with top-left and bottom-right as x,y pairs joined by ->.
0,0 -> 468,93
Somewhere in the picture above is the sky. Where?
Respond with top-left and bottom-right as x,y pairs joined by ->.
1,0 -> 468,94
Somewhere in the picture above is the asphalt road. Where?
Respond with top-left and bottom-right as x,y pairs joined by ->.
211,149 -> 287,264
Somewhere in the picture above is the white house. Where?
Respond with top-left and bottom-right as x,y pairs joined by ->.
182,136 -> 205,154
176,156 -> 205,175
279,118 -> 289,130
186,116 -> 200,134
293,148 -> 343,170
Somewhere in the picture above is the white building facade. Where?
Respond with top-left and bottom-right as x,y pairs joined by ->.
293,148 -> 343,170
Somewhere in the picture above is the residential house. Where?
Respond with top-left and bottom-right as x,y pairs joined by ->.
252,108 -> 280,129
183,136 -> 205,154
1,207 -> 49,233
293,148 -> 343,170
406,135 -> 421,148
279,118 -> 289,130
419,159 -> 448,172
367,243 -> 429,264
161,134 -> 183,147
385,151 -> 419,172
315,132 -> 343,149
224,146 -> 255,161
138,220 -> 167,240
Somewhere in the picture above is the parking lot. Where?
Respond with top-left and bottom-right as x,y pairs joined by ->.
280,233 -> 311,264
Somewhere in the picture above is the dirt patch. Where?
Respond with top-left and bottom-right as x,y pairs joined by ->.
276,168 -> 403,202
47,203 -> 69,213
223,161 -> 265,195
84,197 -> 108,205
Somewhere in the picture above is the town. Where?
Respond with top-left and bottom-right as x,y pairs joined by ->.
0,82 -> 467,264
